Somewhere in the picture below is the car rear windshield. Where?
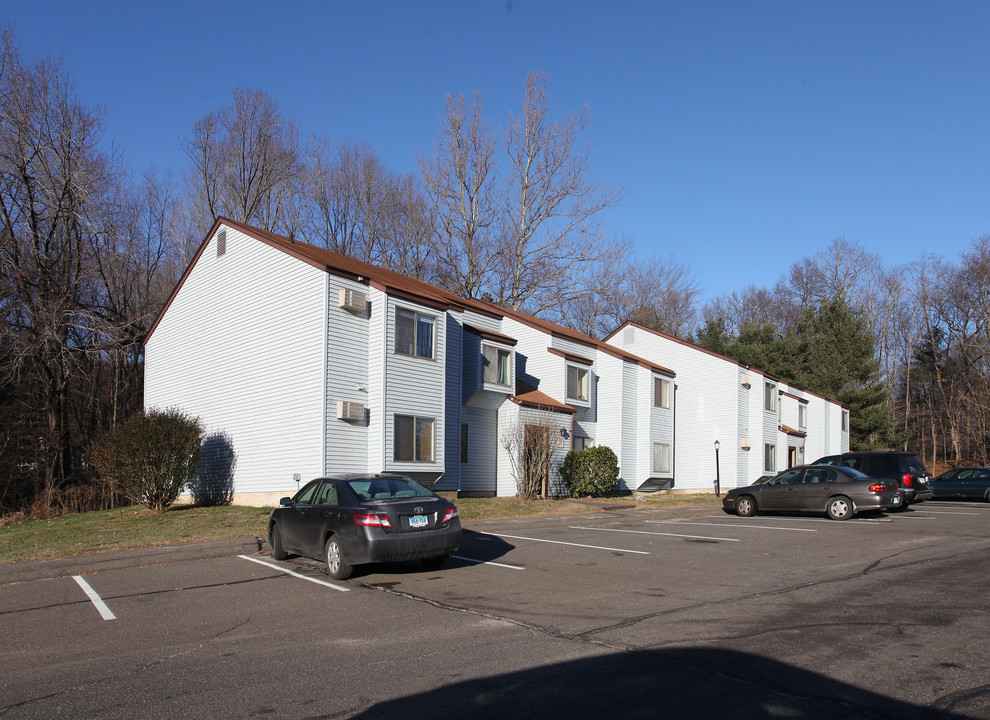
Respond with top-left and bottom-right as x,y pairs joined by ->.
347,477 -> 435,501
903,455 -> 929,474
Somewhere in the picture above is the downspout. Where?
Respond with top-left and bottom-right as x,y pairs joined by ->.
321,273 -> 330,476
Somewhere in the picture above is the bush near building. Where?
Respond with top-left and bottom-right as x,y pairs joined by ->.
559,446 -> 620,497
90,409 -> 204,512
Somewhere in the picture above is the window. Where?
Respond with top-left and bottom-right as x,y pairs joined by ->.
395,308 -> 435,359
482,344 -> 512,386
654,378 -> 670,409
292,480 -> 319,505
567,365 -> 589,403
313,481 -> 338,506
841,410 -> 849,432
653,443 -> 671,474
764,443 -> 776,472
799,405 -> 807,429
764,383 -> 777,412
574,436 -> 594,451
460,424 -> 469,463
394,415 -> 435,462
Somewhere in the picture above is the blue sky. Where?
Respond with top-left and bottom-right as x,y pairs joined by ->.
5,1 -> 990,303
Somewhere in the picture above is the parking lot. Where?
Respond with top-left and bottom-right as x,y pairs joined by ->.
2,500 -> 989,719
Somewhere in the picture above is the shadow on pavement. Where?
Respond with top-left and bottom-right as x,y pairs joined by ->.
352,647 -> 984,720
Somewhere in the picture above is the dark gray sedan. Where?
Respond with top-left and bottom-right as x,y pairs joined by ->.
722,465 -> 903,520
931,467 -> 990,501
268,474 -> 462,579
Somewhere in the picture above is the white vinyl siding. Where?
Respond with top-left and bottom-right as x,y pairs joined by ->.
144,224 -> 327,495
384,297 -> 445,474
325,276 -> 371,474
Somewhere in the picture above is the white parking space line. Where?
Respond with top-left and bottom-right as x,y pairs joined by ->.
238,555 -> 350,591
911,510 -> 980,515
703,514 -> 890,524
894,515 -> 937,520
571,526 -> 740,542
647,520 -> 817,532
479,532 -> 650,555
451,555 -> 525,570
72,575 -> 116,621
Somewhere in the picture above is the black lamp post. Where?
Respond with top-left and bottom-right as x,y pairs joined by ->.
714,440 -> 721,497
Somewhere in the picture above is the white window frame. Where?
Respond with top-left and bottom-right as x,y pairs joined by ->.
566,364 -> 590,404
653,443 -> 671,474
482,344 -> 512,387
394,307 -> 435,360
764,382 -> 777,412
654,377 -> 670,409
799,405 -> 807,430
573,436 -> 594,451
764,443 -> 776,472
841,410 -> 849,432
393,414 -> 435,463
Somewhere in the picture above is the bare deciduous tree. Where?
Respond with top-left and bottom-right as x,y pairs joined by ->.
496,71 -> 621,314
0,27 -> 117,506
419,92 -> 500,299
183,88 -> 300,233
499,411 -> 568,499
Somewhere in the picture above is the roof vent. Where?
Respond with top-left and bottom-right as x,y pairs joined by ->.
339,288 -> 368,313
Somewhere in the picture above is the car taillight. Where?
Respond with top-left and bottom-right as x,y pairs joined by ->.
354,513 -> 392,528
902,474 -> 914,487
868,484 -> 886,493
441,507 -> 460,524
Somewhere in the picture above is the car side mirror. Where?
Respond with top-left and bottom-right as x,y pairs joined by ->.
279,497 -> 292,507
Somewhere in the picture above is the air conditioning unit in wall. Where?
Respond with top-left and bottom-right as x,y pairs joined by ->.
740,436 -> 751,449
339,288 -> 368,312
740,373 -> 751,388
337,401 -> 365,421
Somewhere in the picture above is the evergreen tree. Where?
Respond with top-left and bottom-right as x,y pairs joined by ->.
789,299 -> 900,450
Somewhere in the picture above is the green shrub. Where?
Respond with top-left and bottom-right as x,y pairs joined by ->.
90,408 -> 205,512
559,445 -> 620,497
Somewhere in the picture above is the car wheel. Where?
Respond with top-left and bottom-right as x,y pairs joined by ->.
270,524 -> 287,560
735,495 -> 756,517
325,536 -> 353,580
421,555 -> 449,569
826,496 -> 853,520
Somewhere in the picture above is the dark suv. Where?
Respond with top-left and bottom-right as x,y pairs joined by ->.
812,452 -> 933,505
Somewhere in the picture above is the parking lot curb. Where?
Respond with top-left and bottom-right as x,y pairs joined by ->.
0,537 -> 265,584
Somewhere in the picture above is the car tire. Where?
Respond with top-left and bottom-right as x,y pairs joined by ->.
736,495 -> 756,517
421,555 -> 448,569
270,524 -> 287,561
325,536 -> 353,580
826,496 -> 853,520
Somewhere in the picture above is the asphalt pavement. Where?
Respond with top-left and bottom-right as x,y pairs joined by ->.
2,501 -> 988,719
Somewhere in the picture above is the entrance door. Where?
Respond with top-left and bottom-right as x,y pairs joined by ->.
524,424 -> 551,497
788,447 -> 798,468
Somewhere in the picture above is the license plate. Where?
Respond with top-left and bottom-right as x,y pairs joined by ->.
892,495 -> 902,504
409,515 -> 428,528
